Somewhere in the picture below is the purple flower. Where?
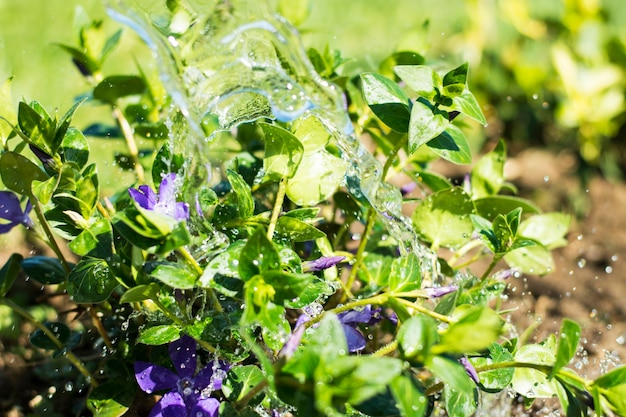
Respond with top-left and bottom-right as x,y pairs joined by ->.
459,356 -> 480,384
337,305 -> 382,352
129,173 -> 189,221
424,285 -> 458,298
134,335 -> 229,417
302,256 -> 345,272
0,191 -> 33,234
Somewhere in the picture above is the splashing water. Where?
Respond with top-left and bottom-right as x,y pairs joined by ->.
106,0 -> 437,277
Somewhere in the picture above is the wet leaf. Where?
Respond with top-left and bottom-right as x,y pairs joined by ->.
239,229 -> 280,281
150,263 -> 197,289
119,283 -> 160,303
21,256 -> 66,285
408,98 -> 449,154
504,244 -> 554,275
93,75 -> 146,104
0,151 -> 48,195
30,321 -> 70,350
0,253 -> 23,296
87,380 -> 134,417
226,169 -> 254,219
275,216 -> 325,242
518,213 -> 571,249
260,122 -> 304,180
434,305 -> 504,354
449,90 -> 487,126
393,65 -> 440,99
60,127 -> 89,168
137,324 -> 181,345
67,257 -> 118,303
389,252 -> 422,292
223,365 -> 265,402
550,319 -> 581,379
427,125 -> 472,165
471,140 -> 506,198
360,72 -> 411,132
389,373 -> 428,417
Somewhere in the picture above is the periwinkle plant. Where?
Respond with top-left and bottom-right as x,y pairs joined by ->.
0,1 -> 624,417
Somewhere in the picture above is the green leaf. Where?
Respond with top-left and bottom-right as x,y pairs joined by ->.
29,321 -> 70,350
87,380 -> 134,417
434,305 -> 504,354
427,125 -> 472,165
360,72 -> 411,132
119,283 -> 160,303
592,366 -> 626,415
471,343 -> 514,391
412,187 -> 475,249
0,151 -> 48,194
226,169 -> 254,219
260,122 -> 304,180
0,253 -> 23,296
550,319 -> 581,379
471,140 -> 506,198
518,213 -> 571,249
275,216 -> 325,242
137,324 -> 181,345
390,373 -> 428,417
389,252 -> 422,292
57,44 -> 99,76
429,355 -> 474,398
101,29 -> 123,61
60,127 -> 89,168
357,253 -> 394,290
504,244 -> 555,275
512,342 -> 559,398
32,176 -> 56,205
450,90 -> 487,126
239,229 -> 280,281
223,365 -> 265,402
286,149 -> 347,206
93,75 -> 146,104
444,381 -> 478,417
17,101 -> 54,152
151,142 -> 185,188
198,241 -> 245,291
69,217 -> 113,258
397,315 -> 438,364
53,98 -> 85,152
408,98 -> 449,154
442,62 -> 468,97
474,196 -> 541,220
21,256 -> 66,285
67,257 -> 118,303
393,65 -> 440,98
150,263 -> 197,289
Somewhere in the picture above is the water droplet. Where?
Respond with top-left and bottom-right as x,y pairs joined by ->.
577,258 -> 587,268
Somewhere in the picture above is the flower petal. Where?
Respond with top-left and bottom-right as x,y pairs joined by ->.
190,397 -> 220,417
195,359 -> 229,392
0,191 -> 24,222
337,305 -> 373,324
173,201 -> 190,222
134,361 -> 179,394
342,324 -> 367,352
169,335 -> 197,379
303,256 -> 345,272
148,391 -> 187,417
157,173 -> 178,206
129,185 -> 157,210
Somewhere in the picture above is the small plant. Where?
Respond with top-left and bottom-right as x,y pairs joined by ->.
0,1 -> 624,416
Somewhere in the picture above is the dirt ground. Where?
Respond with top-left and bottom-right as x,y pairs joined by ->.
0,147 -> 624,416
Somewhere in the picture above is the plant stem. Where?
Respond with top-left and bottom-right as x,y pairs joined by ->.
30,196 -> 71,273
267,177 -> 287,241
382,135 -> 408,181
111,106 -> 145,183
373,340 -> 398,357
344,207 -> 377,297
480,255 -> 501,280
176,246 -> 223,313
1,298 -> 97,386
89,307 -> 113,352
396,297 -> 454,323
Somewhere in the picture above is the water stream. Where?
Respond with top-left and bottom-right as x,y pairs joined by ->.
106,0 -> 438,277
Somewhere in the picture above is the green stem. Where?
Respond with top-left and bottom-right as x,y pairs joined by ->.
344,207 -> 377,298
373,340 -> 398,357
151,297 -> 185,327
480,255 -> 501,280
111,106 -> 144,183
30,196 -> 71,273
396,297 -> 454,323
267,177 -> 287,241
381,135 -> 408,181
1,298 -> 97,386
176,246 -> 223,313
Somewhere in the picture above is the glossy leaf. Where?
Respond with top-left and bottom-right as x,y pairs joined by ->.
394,65 -> 440,98
472,343 -> 514,391
93,75 -> 146,104
512,342 -> 559,398
450,90 -> 487,126
388,252 -> 422,292
151,263 -> 197,289
471,140 -> 506,198
21,256 -> 66,285
260,122 -> 304,180
593,366 -> 626,415
286,150 -> 347,206
137,324 -> 181,345
119,283 -> 160,303
226,169 -> 254,219
427,125 -> 472,165
504,244 -> 554,275
360,72 -> 411,132
0,253 -> 23,296
397,315 -> 438,364
412,187 -> 475,249
69,217 -> 113,258
53,98 -> 85,152
434,305 -> 504,354
429,356 -> 475,399
86,380 -> 134,417
67,257 -> 118,303
389,373 -> 428,417
518,213 -> 571,249
223,365 -> 265,402
474,195 -> 540,220
0,151 -> 48,194
408,98 -> 449,154
275,216 -> 325,242
239,230 -> 280,280
442,62 -> 468,97
549,319 -> 581,379
29,321 -> 70,350
60,127 -> 89,168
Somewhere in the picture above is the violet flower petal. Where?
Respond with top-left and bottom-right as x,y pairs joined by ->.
342,324 -> 367,352
129,186 -> 157,210
169,335 -> 197,380
134,361 -> 179,394
0,191 -> 29,233
425,285 -> 458,298
149,391 -> 187,417
303,256 -> 345,272
157,173 -> 177,206
337,305 -> 373,324
195,359 -> 230,392
190,397 -> 220,417
280,323 -> 306,359
459,356 -> 480,384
